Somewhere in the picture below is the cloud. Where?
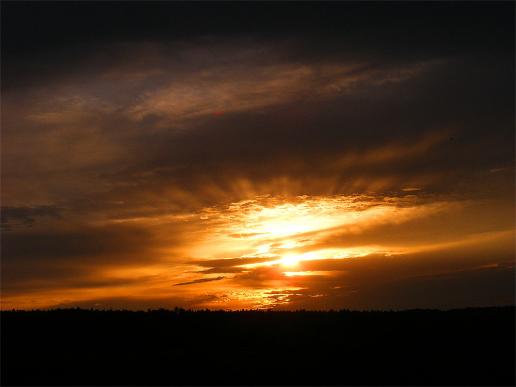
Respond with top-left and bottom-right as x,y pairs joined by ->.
174,276 -> 226,286
1,3 -> 513,310
3,40 -> 512,212
1,205 -> 63,230
125,60 -> 438,128
277,262 -> 515,311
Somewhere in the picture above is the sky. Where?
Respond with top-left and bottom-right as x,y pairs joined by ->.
1,2 -> 514,310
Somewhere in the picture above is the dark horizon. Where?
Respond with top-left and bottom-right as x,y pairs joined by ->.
4,304 -> 516,312
2,306 -> 515,385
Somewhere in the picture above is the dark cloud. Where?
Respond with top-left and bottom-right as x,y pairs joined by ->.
276,263 -> 515,311
1,224 -> 155,262
174,276 -> 226,287
1,205 -> 62,230
1,223 -> 162,296
3,2 -> 513,90
192,257 -> 276,274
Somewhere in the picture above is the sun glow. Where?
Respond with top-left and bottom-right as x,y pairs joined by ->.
191,195 -> 428,268
178,194 -> 457,309
284,271 -> 332,277
280,254 -> 301,267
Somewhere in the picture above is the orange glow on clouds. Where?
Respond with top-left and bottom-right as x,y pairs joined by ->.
1,190 -> 513,311
1,35 -> 513,311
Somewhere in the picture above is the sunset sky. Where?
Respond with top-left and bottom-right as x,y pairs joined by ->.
1,2 -> 514,310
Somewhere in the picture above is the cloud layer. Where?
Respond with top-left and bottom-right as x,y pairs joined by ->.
1,2 -> 514,310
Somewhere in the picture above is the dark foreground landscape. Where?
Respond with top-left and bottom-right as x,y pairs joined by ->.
1,307 -> 515,386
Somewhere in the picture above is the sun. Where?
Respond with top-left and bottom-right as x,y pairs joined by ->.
279,254 -> 300,267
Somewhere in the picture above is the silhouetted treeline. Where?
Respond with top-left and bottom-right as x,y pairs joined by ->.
2,307 -> 514,385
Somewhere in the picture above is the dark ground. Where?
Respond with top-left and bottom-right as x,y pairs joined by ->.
1,307 -> 515,386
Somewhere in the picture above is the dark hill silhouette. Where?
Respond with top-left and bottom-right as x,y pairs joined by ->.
1,307 -> 514,385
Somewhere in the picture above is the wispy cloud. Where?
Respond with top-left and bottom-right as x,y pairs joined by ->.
174,276 -> 226,286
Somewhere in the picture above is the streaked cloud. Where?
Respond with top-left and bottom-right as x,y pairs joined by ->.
1,3 -> 513,310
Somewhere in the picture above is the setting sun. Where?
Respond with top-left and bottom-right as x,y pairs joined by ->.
280,254 -> 301,267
